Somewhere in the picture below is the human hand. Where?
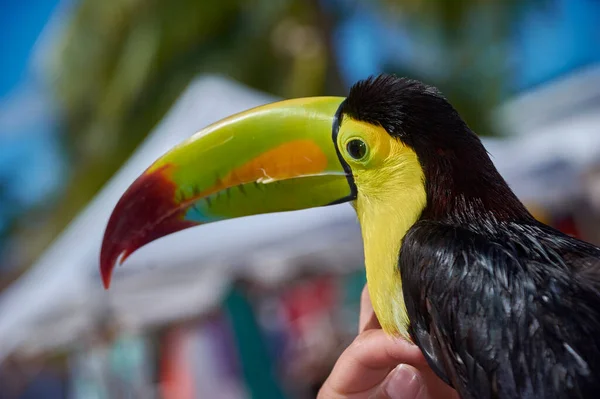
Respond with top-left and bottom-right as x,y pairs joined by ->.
317,285 -> 459,399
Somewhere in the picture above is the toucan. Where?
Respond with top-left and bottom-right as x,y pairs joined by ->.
100,75 -> 600,398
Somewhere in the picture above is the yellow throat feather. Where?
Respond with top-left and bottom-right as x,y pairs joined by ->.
338,118 -> 427,340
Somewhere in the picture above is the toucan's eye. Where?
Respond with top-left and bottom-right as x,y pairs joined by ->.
346,139 -> 368,160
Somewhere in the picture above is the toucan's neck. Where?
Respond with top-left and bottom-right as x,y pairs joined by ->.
419,138 -> 533,226
353,143 -> 427,339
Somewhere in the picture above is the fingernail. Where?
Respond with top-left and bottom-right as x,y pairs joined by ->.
385,364 -> 422,399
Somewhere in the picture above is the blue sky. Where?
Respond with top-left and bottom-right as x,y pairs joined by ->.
0,0 -> 60,96
512,0 -> 600,90
0,0 -> 64,261
326,0 -> 600,92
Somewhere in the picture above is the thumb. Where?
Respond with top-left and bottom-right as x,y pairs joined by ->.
375,364 -> 423,399
376,364 -> 458,399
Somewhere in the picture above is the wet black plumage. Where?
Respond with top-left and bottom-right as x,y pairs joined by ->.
343,74 -> 600,399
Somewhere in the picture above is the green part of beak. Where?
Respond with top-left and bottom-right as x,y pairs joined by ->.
100,96 -> 355,288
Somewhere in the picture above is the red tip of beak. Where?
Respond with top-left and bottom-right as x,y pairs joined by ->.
101,262 -> 115,290
100,165 -> 197,289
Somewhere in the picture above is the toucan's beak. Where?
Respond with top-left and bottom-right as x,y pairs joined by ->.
100,97 -> 355,288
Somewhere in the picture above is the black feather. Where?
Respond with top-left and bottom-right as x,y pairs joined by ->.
344,74 -> 531,223
402,221 -> 600,399
344,74 -> 600,399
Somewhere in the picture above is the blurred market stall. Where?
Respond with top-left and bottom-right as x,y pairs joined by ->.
0,76 -> 367,398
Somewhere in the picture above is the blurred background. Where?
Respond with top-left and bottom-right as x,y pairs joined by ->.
1,0 -> 600,397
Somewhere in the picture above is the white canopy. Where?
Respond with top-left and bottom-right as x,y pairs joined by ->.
0,76 -> 362,360
1,70 -> 599,361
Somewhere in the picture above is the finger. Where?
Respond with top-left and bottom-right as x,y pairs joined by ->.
359,285 -> 382,333
359,285 -> 374,333
319,329 -> 428,397
363,312 -> 382,332
375,364 -> 423,399
375,364 -> 458,399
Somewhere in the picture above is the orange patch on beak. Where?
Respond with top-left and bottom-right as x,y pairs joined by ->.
221,139 -> 329,185
175,139 -> 330,204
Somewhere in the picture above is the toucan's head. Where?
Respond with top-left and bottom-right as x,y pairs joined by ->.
100,74 -> 525,317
